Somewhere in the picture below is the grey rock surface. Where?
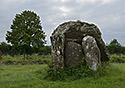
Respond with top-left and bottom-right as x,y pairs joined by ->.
50,20 -> 109,70
65,40 -> 83,67
82,36 -> 101,70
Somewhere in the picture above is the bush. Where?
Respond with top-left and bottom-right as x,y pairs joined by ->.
110,54 -> 125,63
0,51 -> 2,59
4,60 -> 14,65
26,55 -> 32,59
45,62 -> 110,81
0,55 -> 51,65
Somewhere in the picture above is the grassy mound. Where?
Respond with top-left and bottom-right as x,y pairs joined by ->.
45,62 -> 117,81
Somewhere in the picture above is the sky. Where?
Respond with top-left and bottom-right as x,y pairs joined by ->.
0,0 -> 125,45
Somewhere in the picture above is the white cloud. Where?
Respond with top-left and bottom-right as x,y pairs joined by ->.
60,6 -> 70,13
3,0 -> 30,5
0,0 -> 125,45
52,5 -> 71,18
53,6 -> 71,13
112,15 -> 121,22
101,0 -> 114,4
52,0 -> 71,2
61,0 -> 71,2
75,0 -> 115,4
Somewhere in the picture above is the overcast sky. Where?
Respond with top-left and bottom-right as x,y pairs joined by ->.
0,0 -> 125,45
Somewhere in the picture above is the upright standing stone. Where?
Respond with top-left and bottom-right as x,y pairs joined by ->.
50,20 -> 109,70
65,41 -> 83,67
82,36 -> 101,70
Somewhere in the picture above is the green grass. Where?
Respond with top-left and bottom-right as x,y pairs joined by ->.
0,54 -> 124,65
0,63 -> 125,88
1,55 -> 51,61
0,55 -> 51,65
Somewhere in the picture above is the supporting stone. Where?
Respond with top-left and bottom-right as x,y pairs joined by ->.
82,36 -> 101,70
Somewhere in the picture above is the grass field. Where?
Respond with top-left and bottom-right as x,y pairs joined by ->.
0,63 -> 125,88
0,55 -> 51,65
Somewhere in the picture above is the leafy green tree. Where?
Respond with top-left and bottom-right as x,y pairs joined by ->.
107,39 -> 122,54
0,42 -> 11,55
38,46 -> 51,55
6,10 -> 46,59
10,45 -> 19,56
121,46 -> 125,54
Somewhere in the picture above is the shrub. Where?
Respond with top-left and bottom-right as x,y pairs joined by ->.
26,55 -> 32,59
5,60 -> 14,65
0,51 -> 2,59
110,54 -> 125,63
45,61 -> 110,81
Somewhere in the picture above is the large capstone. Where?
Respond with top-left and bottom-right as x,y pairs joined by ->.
50,20 -> 109,70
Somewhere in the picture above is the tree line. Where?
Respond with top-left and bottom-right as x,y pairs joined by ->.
0,39 -> 125,56
0,10 -> 125,58
107,39 -> 125,54
0,42 -> 51,56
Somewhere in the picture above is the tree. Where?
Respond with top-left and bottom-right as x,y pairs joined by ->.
38,46 -> 51,55
6,10 -> 46,59
0,42 -> 19,56
107,39 -> 122,54
0,42 -> 11,55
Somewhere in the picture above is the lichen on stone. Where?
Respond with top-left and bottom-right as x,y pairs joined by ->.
50,20 -> 109,70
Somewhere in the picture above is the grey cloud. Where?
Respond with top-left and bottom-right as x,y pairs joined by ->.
0,0 -> 125,45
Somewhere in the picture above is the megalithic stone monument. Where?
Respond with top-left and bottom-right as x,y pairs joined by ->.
50,20 -> 109,70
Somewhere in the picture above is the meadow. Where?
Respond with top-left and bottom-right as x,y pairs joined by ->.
0,55 -> 51,65
0,55 -> 125,88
